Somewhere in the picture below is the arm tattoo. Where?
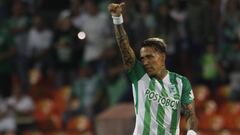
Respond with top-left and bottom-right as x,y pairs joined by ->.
182,103 -> 198,131
114,24 -> 136,70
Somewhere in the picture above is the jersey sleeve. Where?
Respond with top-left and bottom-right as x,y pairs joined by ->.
127,60 -> 146,82
181,77 -> 194,104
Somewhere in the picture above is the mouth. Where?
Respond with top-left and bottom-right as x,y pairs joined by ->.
145,67 -> 153,73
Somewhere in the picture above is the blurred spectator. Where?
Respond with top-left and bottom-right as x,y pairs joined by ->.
208,0 -> 221,41
155,2 -> 176,40
230,71 -> 240,101
0,95 -> 16,134
168,0 -> 188,72
229,41 -> 240,70
229,41 -> 240,101
53,37 -> 75,86
7,85 -> 35,135
136,0 -> 156,35
20,0 -> 42,14
5,0 -> 29,56
133,0 -> 156,48
0,0 -> 7,20
151,0 -> 166,10
5,1 -> 30,92
62,96 -> 83,127
219,0 -> 240,71
169,0 -> 188,42
72,0 -> 113,66
0,26 -> 16,98
27,14 -> 53,77
154,2 -> 179,72
186,0 -> 214,77
71,62 -> 105,118
59,0 -> 83,22
53,14 -> 82,86
221,0 -> 240,43
102,47 -> 130,106
200,43 -> 224,91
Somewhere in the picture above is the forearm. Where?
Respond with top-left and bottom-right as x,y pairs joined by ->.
183,103 -> 198,131
186,112 -> 198,131
114,24 -> 136,70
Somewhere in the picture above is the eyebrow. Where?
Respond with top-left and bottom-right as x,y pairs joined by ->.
140,54 -> 153,59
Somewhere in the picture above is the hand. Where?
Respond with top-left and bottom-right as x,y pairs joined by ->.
186,130 -> 197,135
108,2 -> 125,17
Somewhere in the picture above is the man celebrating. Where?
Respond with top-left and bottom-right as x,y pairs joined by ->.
108,2 -> 198,135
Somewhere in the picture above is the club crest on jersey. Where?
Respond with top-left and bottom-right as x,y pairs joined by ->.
145,89 -> 179,110
168,85 -> 180,100
169,85 -> 176,94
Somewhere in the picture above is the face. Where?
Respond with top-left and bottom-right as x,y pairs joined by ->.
140,47 -> 166,77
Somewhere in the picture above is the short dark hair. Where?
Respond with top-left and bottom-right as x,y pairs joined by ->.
141,38 -> 167,53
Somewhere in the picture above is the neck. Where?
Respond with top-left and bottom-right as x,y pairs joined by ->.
155,68 -> 168,80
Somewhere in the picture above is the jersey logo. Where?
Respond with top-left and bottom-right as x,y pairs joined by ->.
145,89 -> 179,110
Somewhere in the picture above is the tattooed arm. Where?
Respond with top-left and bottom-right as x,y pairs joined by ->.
182,102 -> 198,131
114,25 -> 136,69
108,3 -> 136,70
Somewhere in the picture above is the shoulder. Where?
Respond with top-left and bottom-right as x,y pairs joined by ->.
168,71 -> 186,79
168,71 -> 190,84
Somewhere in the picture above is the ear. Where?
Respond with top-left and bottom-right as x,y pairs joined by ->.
160,53 -> 166,62
163,53 -> 166,61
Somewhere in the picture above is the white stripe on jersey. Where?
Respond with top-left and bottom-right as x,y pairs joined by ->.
149,79 -> 162,135
133,74 -> 150,135
176,77 -> 183,96
132,84 -> 137,114
162,75 -> 173,135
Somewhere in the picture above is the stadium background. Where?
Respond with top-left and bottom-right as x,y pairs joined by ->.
0,0 -> 240,135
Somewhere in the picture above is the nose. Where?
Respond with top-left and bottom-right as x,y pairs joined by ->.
142,59 -> 149,66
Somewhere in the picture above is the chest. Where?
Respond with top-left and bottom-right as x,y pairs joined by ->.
143,80 -> 181,110
144,79 -> 181,97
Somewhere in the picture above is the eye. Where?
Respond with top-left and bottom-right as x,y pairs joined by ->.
146,55 -> 154,59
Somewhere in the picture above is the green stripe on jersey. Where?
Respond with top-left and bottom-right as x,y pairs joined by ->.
169,72 -> 180,96
157,104 -> 165,135
133,81 -> 139,114
170,110 -> 178,135
143,79 -> 156,135
169,72 -> 180,135
128,60 -> 146,82
181,76 -> 194,104
156,80 -> 168,135
158,80 -> 168,97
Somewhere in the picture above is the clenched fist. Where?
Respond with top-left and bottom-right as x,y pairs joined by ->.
108,2 -> 125,17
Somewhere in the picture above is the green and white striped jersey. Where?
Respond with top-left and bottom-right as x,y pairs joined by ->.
128,61 -> 194,135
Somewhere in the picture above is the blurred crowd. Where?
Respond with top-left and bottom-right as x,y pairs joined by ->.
0,0 -> 240,134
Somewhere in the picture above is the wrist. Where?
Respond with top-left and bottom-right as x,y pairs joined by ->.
186,130 -> 197,135
112,14 -> 123,25
111,13 -> 121,17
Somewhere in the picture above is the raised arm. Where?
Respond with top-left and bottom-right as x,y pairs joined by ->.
108,3 -> 136,70
182,102 -> 198,134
